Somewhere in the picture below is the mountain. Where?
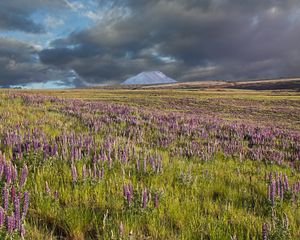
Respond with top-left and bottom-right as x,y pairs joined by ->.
122,71 -> 177,85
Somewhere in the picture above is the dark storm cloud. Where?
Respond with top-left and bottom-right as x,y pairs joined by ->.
38,0 -> 300,85
2,0 -> 300,86
0,0 -> 67,33
0,38 -> 73,87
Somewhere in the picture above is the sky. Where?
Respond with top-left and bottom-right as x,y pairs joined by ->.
1,0 -> 300,88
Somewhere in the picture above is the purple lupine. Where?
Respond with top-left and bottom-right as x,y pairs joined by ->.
6,215 -> 15,233
0,206 -> 4,226
11,164 -> 18,181
279,180 -> 284,201
143,157 -> 147,172
19,164 -> 28,187
53,143 -> 58,156
150,156 -> 155,171
142,188 -> 148,209
277,177 -> 282,196
71,164 -> 77,183
3,185 -> 9,210
269,180 -> 276,205
0,162 -> 3,179
123,184 -> 132,205
284,174 -> 289,191
262,223 -> 268,240
14,194 -> 21,230
11,185 -> 16,203
22,191 -> 29,218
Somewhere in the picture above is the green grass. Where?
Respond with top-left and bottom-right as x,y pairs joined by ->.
0,88 -> 299,239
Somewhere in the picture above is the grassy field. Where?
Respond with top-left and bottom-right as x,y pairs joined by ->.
0,88 -> 299,239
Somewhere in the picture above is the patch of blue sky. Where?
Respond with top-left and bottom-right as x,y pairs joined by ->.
11,80 -> 74,89
0,2 -> 96,48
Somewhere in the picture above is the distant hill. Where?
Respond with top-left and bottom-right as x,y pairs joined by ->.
122,71 -> 177,85
136,78 -> 300,91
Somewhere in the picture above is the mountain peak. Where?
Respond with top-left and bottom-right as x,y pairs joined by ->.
122,71 -> 177,85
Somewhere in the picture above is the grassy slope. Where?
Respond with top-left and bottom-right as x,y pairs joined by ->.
0,89 -> 300,239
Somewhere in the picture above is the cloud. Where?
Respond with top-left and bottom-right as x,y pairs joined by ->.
2,0 -> 300,87
63,0 -> 85,11
0,37 -> 77,87
44,16 -> 65,29
37,0 -> 300,85
0,0 -> 67,33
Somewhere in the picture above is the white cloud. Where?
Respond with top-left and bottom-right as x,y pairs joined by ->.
44,16 -> 64,29
64,0 -> 85,11
85,11 -> 102,22
84,6 -> 131,23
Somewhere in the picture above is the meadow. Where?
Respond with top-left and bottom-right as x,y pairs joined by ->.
0,88 -> 299,239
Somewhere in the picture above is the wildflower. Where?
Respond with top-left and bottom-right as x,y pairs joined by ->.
82,164 -> 86,181
6,215 -> 15,233
14,194 -> 21,230
22,191 -> 29,218
71,164 -> 77,183
3,185 -> 9,210
262,223 -> 268,240
19,164 -> 28,187
0,207 -> 4,226
142,188 -> 148,209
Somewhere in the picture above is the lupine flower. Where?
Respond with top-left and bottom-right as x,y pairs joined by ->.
143,157 -> 147,172
123,184 -> 132,205
71,164 -> 77,183
279,180 -> 284,200
82,164 -> 86,181
11,165 -> 18,182
6,215 -> 15,233
11,185 -> 16,203
14,194 -> 21,230
0,207 -> 4,226
262,223 -> 268,240
2,185 -> 9,210
19,164 -> 28,187
142,188 -> 148,209
268,180 -> 276,205
22,191 -> 29,218
284,174 -> 289,191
